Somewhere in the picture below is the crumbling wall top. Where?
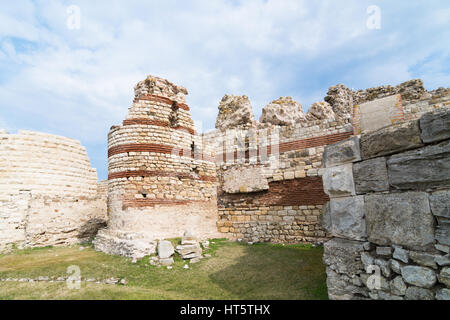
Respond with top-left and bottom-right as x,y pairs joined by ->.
260,97 -> 306,126
215,94 -> 256,130
134,75 -> 188,103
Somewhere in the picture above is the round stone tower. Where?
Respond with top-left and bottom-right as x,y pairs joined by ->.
94,76 -> 219,259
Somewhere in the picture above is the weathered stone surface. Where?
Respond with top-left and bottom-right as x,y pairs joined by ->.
360,120 -> 423,159
393,247 -> 409,263
376,247 -> 392,257
420,108 -> 450,143
439,267 -> 450,287
322,164 -> 356,198
157,240 -> 174,259
387,140 -> 450,191
436,225 -> 450,246
353,157 -> 389,194
323,137 -> 361,168
361,252 -> 374,269
389,259 -> 403,274
260,97 -> 306,126
436,288 -> 450,300
378,291 -> 404,300
435,244 -> 450,254
176,242 -> 202,260
305,101 -> 336,121
435,254 -> 450,267
328,196 -> 366,241
374,258 -> 391,277
215,95 -> 255,130
409,251 -> 439,269
405,286 -> 434,300
320,202 -> 332,234
357,95 -> 404,134
429,190 -> 450,218
324,84 -> 354,120
93,230 -> 156,260
365,192 -> 435,247
323,238 -> 365,276
181,230 -> 198,245
222,166 -> 269,194
390,276 -> 407,296
401,266 -> 436,288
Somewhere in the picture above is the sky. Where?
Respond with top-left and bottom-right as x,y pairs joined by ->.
0,0 -> 449,180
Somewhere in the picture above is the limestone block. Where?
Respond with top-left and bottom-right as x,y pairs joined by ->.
401,266 -> 436,288
364,192 -> 435,247
409,252 -> 439,270
260,97 -> 306,126
436,225 -> 450,246
353,157 -> 389,194
360,120 -> 423,159
390,276 -> 407,296
323,137 -> 361,168
357,94 -> 404,134
420,108 -> 450,143
323,238 -> 365,276
222,166 -> 268,194
393,247 -> 409,263
387,141 -> 450,191
429,190 -> 450,218
439,267 -> 450,287
405,286 -> 434,300
322,164 -> 355,198
436,288 -> 450,300
328,196 -> 366,241
157,240 -> 175,259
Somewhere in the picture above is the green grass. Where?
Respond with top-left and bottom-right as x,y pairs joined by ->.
0,240 -> 328,300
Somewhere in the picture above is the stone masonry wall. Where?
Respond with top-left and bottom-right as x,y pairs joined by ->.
94,76 -> 220,260
0,130 -> 106,251
322,107 -> 450,300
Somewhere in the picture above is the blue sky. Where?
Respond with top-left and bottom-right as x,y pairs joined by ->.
0,0 -> 449,180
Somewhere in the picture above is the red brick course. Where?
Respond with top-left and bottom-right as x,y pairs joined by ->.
219,176 -> 329,206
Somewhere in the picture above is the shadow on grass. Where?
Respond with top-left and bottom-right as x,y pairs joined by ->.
208,243 -> 329,300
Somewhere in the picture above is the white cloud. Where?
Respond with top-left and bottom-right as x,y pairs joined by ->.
0,0 -> 449,179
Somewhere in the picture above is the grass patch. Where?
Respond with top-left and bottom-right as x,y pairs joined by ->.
0,241 -> 328,300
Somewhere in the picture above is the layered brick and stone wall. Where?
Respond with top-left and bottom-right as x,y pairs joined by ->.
0,130 -> 106,251
204,94 -> 354,243
94,76 -> 220,259
322,108 -> 450,300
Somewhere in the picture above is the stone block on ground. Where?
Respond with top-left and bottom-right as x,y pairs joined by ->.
360,120 -> 423,159
364,192 -> 435,247
323,137 -> 361,168
157,240 -> 175,259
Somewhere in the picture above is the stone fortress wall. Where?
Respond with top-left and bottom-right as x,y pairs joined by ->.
321,107 -> 450,300
205,79 -> 450,245
0,130 -> 107,251
93,76 -> 220,259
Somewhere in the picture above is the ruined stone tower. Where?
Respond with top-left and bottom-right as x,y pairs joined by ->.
94,76 -> 219,258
